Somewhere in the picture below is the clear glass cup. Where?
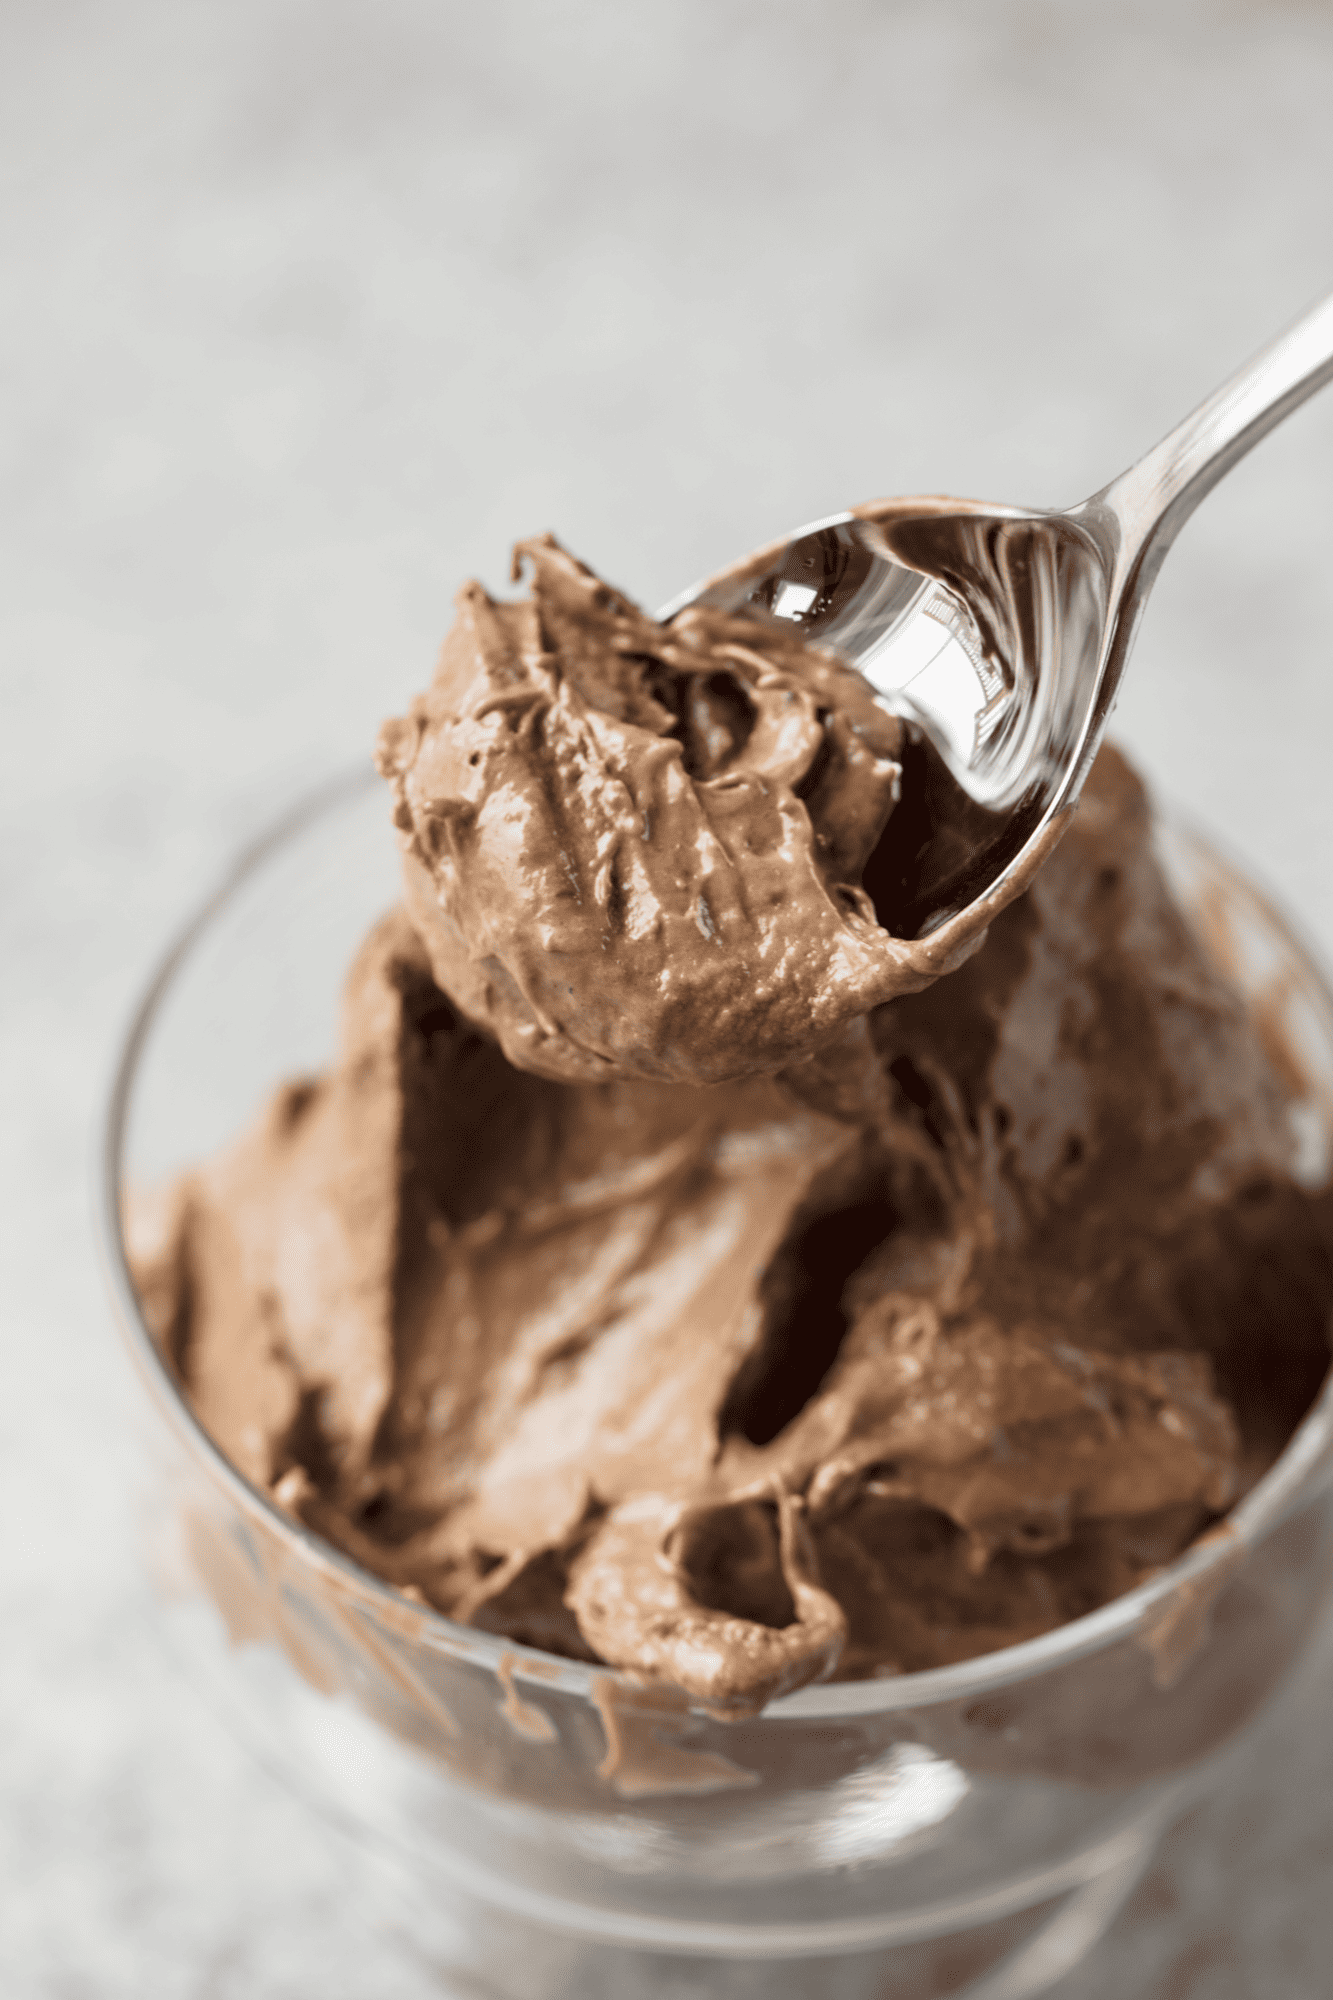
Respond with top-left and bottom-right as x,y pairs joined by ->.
101,767 -> 1333,2000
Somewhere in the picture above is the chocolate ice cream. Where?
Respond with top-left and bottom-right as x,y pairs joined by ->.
130,539 -> 1333,1714
373,536 -> 1039,1087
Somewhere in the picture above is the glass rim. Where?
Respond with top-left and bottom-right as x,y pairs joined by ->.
98,761 -> 1333,1720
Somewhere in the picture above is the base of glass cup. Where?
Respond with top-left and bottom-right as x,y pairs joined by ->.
345,1797 -> 1173,2000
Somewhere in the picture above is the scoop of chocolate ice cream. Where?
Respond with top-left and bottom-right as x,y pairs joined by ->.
374,535 -> 1020,1087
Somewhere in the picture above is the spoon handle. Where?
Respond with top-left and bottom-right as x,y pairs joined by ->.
1093,287 -> 1333,595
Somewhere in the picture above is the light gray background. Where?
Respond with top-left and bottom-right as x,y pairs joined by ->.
4,2 -> 1333,1994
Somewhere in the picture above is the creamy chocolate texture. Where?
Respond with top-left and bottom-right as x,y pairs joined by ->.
373,536 -> 1011,1088
131,541 -> 1333,1715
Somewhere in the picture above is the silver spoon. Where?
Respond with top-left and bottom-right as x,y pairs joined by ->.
664,289 -> 1333,939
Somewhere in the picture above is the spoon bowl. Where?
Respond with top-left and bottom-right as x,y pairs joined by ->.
664,290 -> 1333,937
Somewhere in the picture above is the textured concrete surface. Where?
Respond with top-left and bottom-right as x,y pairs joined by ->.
4,2 -> 1333,1993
